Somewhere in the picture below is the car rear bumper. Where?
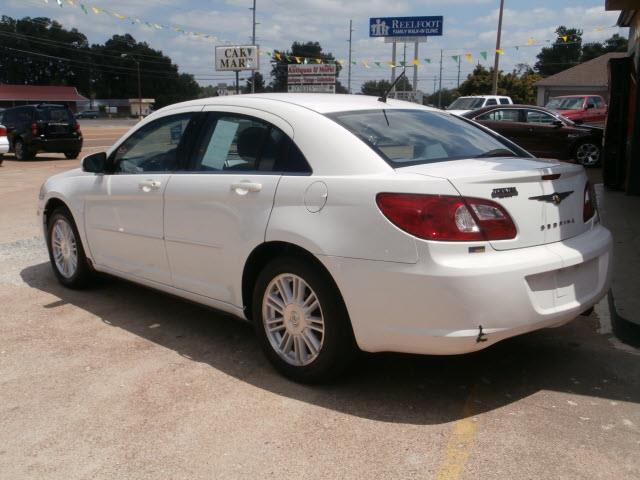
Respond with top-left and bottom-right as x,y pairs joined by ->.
0,137 -> 8,154
32,137 -> 83,153
320,224 -> 612,355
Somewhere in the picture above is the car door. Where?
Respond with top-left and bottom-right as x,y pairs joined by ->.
163,109 -> 303,307
523,109 -> 568,159
84,111 -> 197,285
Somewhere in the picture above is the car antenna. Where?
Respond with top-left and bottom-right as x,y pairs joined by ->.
378,71 -> 406,103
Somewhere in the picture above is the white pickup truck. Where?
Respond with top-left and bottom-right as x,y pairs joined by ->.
447,95 -> 513,115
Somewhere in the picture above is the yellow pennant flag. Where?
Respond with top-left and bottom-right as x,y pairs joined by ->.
595,26 -> 604,32
294,56 -> 301,64
315,58 -> 322,64
496,48 -> 505,55
275,52 -> 282,60
464,53 -> 472,63
388,61 -> 396,68
562,35 -> 568,42
362,60 -> 370,68
411,58 -> 419,66
527,37 -> 535,45
114,13 -> 126,20
337,59 -> 345,65
91,6 -> 101,14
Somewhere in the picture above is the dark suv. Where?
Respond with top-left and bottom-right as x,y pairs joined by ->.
0,104 -> 83,160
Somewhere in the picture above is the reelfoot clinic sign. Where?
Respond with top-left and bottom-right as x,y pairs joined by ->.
215,45 -> 259,71
287,64 -> 336,93
369,16 -> 443,38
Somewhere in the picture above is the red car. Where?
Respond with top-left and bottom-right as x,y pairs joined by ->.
545,95 -> 608,126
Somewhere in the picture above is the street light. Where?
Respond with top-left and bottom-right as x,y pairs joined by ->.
121,53 -> 143,120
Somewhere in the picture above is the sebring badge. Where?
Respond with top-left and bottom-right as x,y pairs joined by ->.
528,190 -> 574,205
491,187 -> 518,199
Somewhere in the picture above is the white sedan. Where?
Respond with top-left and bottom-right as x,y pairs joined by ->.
38,94 -> 612,382
0,124 -> 9,163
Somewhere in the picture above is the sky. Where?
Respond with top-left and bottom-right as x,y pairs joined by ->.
3,0 -> 629,93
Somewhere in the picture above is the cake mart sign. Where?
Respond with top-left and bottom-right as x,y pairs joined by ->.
215,45 -> 259,71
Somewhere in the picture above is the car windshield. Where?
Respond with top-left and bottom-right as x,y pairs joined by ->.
37,107 -> 74,123
328,109 -> 520,167
448,97 -> 485,110
546,97 -> 584,110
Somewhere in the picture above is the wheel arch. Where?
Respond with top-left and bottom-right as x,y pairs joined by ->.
241,241 -> 348,324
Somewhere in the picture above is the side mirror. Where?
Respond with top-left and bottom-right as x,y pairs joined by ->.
586,103 -> 595,110
552,120 -> 564,128
82,151 -> 107,173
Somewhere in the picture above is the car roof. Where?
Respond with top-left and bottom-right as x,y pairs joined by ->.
548,95 -> 589,98
160,93 -> 440,115
462,104 -> 555,117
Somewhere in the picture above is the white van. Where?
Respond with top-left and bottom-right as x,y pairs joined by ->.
447,95 -> 513,115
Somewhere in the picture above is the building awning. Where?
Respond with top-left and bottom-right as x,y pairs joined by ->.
0,84 -> 88,102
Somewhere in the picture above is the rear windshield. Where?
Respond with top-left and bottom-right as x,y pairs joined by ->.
328,109 -> 521,167
448,97 -> 485,110
37,107 -> 74,123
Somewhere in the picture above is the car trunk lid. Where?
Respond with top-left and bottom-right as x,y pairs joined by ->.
398,158 -> 590,250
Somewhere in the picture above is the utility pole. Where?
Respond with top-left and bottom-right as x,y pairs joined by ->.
347,19 -> 353,94
457,54 -> 461,88
492,0 -> 505,95
413,41 -> 419,101
250,0 -> 257,93
437,49 -> 443,108
121,53 -> 142,119
391,42 -> 397,96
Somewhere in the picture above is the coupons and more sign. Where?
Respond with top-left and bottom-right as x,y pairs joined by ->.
287,64 -> 336,93
215,45 -> 259,71
369,16 -> 443,38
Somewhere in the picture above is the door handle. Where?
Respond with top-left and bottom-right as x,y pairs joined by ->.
138,180 -> 161,192
231,181 -> 262,195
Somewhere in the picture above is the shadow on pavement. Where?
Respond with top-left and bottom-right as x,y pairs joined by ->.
21,261 -> 640,425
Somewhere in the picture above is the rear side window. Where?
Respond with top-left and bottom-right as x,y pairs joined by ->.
499,98 -> 510,105
477,109 -> 520,122
329,109 -> 520,166
485,99 -> 498,106
191,113 -> 311,174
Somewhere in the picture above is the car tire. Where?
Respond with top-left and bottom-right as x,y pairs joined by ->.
14,139 -> 33,161
64,151 -> 80,159
574,141 -> 601,167
252,256 -> 357,383
46,207 -> 94,289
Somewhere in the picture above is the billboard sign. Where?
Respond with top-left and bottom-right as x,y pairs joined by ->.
369,16 -> 443,38
215,45 -> 259,71
287,64 -> 336,93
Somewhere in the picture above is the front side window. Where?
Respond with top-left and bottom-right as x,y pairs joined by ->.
485,99 -> 498,106
329,109 -> 520,167
477,109 -> 520,122
526,110 -> 556,124
192,114 -> 311,174
546,97 -> 584,110
112,113 -> 193,173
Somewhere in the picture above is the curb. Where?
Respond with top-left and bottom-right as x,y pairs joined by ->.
608,290 -> 640,348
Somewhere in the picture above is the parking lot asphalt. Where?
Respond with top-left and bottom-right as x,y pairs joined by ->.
0,124 -> 639,479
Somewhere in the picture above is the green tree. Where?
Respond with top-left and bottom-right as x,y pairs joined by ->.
456,64 -> 541,104
425,88 -> 459,108
242,71 -> 267,93
360,77 -> 412,96
269,41 -> 343,92
581,33 -> 628,62
535,26 -> 583,76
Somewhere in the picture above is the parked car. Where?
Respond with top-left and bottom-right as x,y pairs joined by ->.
75,110 -> 99,119
446,95 -> 513,115
38,94 -> 612,382
462,104 -> 604,166
0,124 -> 8,166
2,104 -> 83,160
545,95 -> 608,126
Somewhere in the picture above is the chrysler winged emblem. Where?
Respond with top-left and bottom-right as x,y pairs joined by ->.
528,191 -> 574,205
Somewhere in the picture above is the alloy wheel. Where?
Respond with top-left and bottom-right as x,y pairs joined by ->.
51,218 -> 78,279
262,273 -> 325,366
576,143 -> 600,166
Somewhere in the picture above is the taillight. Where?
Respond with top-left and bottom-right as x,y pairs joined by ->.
0,126 -> 6,136
583,182 -> 595,222
376,193 -> 517,242
74,122 -> 81,133
31,122 -> 38,136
